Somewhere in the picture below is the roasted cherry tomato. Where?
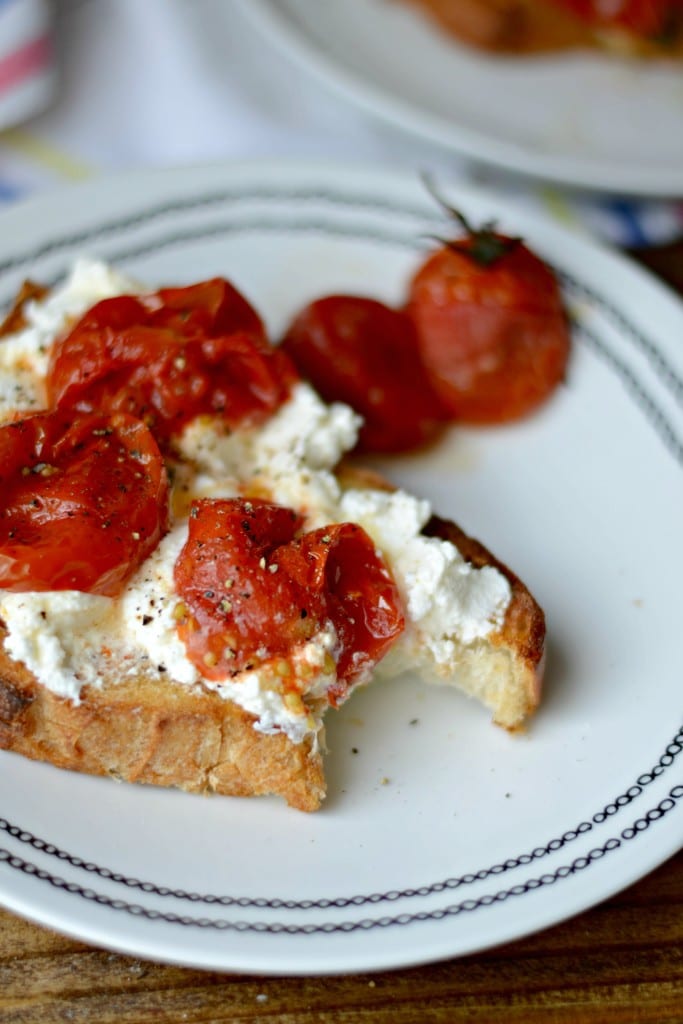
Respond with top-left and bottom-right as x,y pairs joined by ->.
281,295 -> 448,454
173,498 -> 404,704
406,205 -> 571,424
47,278 -> 298,449
0,411 -> 169,595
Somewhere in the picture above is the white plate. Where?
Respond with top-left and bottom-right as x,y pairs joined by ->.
0,161 -> 681,975
239,0 -> 683,196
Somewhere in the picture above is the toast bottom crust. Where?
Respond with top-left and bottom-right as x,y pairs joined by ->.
0,637 -> 326,812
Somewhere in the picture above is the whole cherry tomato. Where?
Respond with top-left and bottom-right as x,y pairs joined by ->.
406,205 -> 571,424
174,497 -> 404,704
47,279 -> 298,449
0,411 -> 169,595
281,295 -> 447,454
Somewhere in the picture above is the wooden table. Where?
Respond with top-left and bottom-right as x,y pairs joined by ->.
0,852 -> 680,1023
1,243 -> 682,1024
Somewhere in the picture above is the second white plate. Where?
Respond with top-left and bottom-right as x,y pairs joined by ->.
240,0 -> 683,195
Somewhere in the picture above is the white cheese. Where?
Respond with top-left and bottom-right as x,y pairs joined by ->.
0,590 -> 114,702
0,258 -> 141,422
338,488 -> 511,665
177,383 -> 359,479
208,624 -> 338,744
120,525 -> 199,687
176,381 -> 360,529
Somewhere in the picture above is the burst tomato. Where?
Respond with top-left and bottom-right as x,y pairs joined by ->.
406,208 -> 571,424
0,411 -> 169,595
47,278 -> 298,449
281,295 -> 447,453
173,498 -> 404,704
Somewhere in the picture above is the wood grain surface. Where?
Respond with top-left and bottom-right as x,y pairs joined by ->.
0,243 -> 682,1023
0,852 -> 680,1023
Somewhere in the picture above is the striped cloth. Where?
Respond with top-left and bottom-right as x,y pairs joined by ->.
0,0 -> 54,136
0,0 -> 680,250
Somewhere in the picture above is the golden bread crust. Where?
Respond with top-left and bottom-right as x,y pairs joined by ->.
425,514 -> 545,725
0,637 -> 326,811
0,280 -> 49,337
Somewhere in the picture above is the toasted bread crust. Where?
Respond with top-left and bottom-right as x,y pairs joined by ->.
425,514 -> 545,725
0,280 -> 49,337
0,640 -> 326,811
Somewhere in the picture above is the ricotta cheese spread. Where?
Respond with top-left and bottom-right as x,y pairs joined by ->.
338,488 -> 511,663
0,259 -> 512,744
0,259 -> 142,422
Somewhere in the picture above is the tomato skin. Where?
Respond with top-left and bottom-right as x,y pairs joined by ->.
277,521 -> 405,704
47,279 -> 298,448
281,296 -> 447,454
173,498 -> 404,704
0,411 -> 169,595
406,240 -> 570,424
150,278 -> 265,339
174,499 -> 315,681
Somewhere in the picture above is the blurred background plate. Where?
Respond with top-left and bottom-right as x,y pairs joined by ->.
240,0 -> 683,196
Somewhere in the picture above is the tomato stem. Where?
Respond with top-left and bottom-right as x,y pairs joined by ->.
421,172 -> 521,268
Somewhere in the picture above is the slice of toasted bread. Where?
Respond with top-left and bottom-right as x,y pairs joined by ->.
0,463 -> 545,810
0,273 -> 545,810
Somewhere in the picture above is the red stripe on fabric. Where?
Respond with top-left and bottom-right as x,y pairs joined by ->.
0,34 -> 52,93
